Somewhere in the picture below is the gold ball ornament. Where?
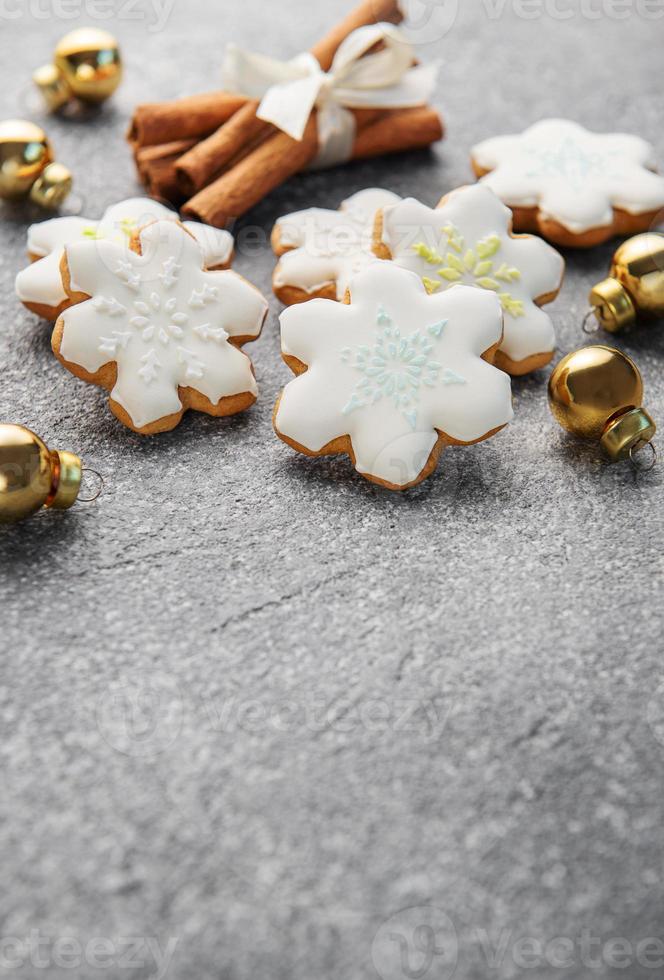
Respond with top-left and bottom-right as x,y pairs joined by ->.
0,119 -> 51,198
548,346 -> 657,468
0,119 -> 72,208
587,232 -> 664,333
0,424 -> 102,524
30,162 -> 73,209
33,28 -> 122,111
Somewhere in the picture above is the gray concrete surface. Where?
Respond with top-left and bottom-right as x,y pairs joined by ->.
1,3 -> 664,978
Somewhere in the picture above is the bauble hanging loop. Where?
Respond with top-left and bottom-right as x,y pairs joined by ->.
0,119 -> 72,209
548,346 -> 657,469
0,424 -> 100,524
33,28 -> 122,112
583,232 -> 664,334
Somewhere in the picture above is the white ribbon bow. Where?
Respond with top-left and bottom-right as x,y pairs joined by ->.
222,23 -> 439,169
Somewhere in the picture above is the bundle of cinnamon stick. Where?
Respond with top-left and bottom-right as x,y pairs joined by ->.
128,0 -> 444,228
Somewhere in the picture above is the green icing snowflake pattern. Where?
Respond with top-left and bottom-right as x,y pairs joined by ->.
339,306 -> 466,431
82,217 -> 138,242
413,223 -> 525,318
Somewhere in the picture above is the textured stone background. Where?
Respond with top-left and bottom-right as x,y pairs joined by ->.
1,2 -> 664,979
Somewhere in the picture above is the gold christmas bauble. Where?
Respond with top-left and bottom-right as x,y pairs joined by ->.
0,119 -> 52,199
548,346 -> 656,462
30,161 -> 73,209
0,424 -> 82,524
589,232 -> 664,332
32,64 -> 71,113
0,119 -> 72,207
55,28 -> 122,104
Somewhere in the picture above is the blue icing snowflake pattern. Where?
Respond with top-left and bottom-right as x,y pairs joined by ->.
340,306 -> 463,430
524,138 -> 618,192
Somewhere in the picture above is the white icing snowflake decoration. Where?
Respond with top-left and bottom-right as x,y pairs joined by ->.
16,197 -> 235,316
379,185 -> 564,370
472,118 -> 664,236
56,221 -> 267,432
274,263 -> 513,490
273,188 -> 401,301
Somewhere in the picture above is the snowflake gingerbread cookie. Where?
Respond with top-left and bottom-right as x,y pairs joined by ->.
374,184 -> 564,375
274,263 -> 513,491
271,188 -> 401,305
471,118 -> 664,248
52,220 -> 267,434
16,197 -> 235,321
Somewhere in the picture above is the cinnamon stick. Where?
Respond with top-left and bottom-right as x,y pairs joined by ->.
136,139 -> 197,203
354,106 -> 443,159
140,104 -> 442,211
174,0 -> 404,195
311,0 -> 403,71
135,139 -> 195,176
180,105 -> 442,228
181,115 -> 321,227
176,100 -> 267,198
128,92 -> 248,148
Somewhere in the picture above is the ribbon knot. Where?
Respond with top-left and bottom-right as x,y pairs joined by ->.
222,23 -> 439,169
